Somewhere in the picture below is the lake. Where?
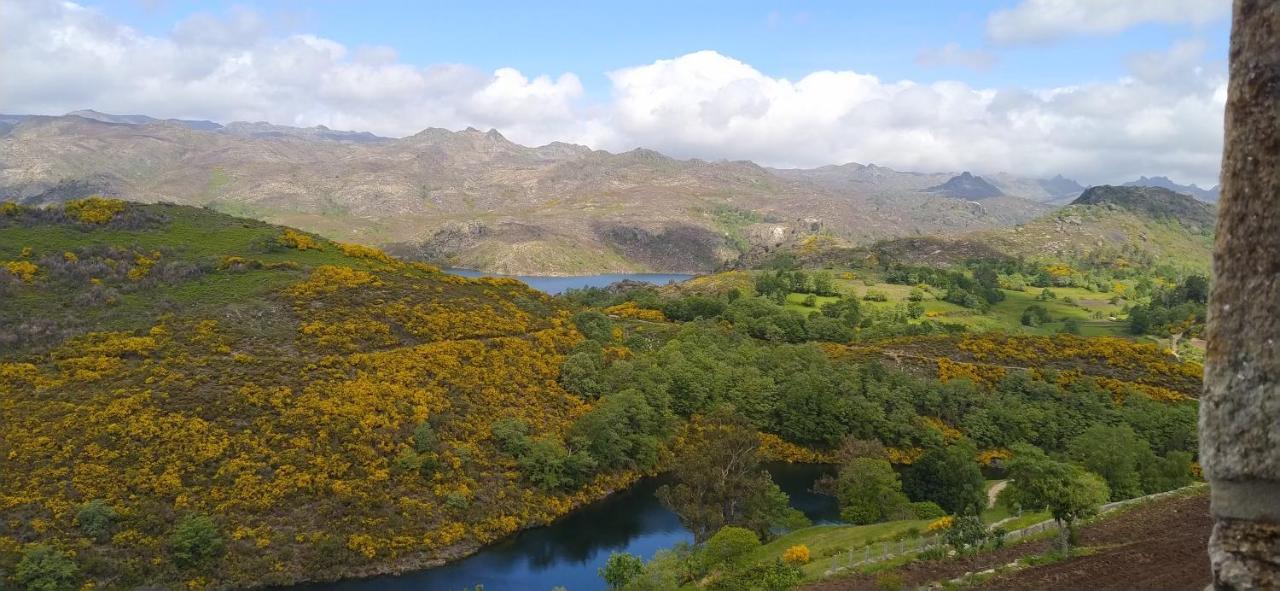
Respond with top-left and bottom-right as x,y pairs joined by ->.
444,269 -> 696,295
292,463 -> 837,591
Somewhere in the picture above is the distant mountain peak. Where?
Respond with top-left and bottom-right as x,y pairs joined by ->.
1122,175 -> 1218,202
926,171 -> 1005,199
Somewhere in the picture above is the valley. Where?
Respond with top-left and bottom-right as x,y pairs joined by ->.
1,187 -> 1208,590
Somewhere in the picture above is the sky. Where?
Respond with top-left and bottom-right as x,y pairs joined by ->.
0,0 -> 1233,186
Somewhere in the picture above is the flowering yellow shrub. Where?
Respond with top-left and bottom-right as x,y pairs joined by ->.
288,265 -> 379,296
782,544 -> 811,565
977,448 -> 1013,466
759,433 -> 836,463
337,242 -> 395,264
886,447 -> 924,465
923,417 -> 963,443
926,516 -> 954,532
0,257 -> 628,590
936,357 -> 1006,387
4,260 -> 38,282
277,229 -> 322,250
604,302 -> 666,322
65,196 -> 126,224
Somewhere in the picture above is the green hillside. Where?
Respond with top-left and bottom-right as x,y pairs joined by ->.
0,198 -> 640,589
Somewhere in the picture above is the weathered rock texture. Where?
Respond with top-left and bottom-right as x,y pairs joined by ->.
1201,0 -> 1280,588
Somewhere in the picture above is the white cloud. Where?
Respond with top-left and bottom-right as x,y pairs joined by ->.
916,43 -> 998,71
987,0 -> 1229,45
0,0 -> 585,139
0,0 -> 1227,186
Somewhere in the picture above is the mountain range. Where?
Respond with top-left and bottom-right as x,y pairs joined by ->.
0,111 -> 1212,274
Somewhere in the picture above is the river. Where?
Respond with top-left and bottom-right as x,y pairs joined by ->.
444,269 -> 696,295
294,463 -> 837,591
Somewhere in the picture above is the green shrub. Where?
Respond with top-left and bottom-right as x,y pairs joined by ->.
170,514 -> 224,567
704,526 -> 761,569
75,499 -> 117,540
598,551 -> 645,589
15,545 -> 79,591
909,501 -> 946,519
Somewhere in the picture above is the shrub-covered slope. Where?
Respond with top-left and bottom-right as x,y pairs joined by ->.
0,199 -> 637,589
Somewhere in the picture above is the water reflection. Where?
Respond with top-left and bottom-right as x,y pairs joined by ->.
291,465 -> 835,591
443,269 -> 695,295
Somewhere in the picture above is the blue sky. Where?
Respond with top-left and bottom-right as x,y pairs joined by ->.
1,0 -> 1234,185
90,0 -> 1229,96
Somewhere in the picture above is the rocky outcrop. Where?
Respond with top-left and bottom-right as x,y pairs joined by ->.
926,172 -> 1005,199
1201,1 -> 1280,587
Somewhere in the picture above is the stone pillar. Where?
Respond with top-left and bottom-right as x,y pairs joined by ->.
1200,1 -> 1280,588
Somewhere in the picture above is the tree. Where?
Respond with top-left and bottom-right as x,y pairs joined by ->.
170,514 -> 224,567
943,515 -> 990,555
598,552 -> 645,589
15,545 -> 78,591
1140,450 -> 1194,493
572,310 -> 614,342
704,526 -> 761,569
559,348 -> 607,398
75,499 -> 117,541
657,409 -> 808,542
834,457 -> 911,524
1004,444 -> 1110,549
812,271 -> 835,296
571,388 -> 671,471
903,441 -> 986,515
1067,424 -> 1151,500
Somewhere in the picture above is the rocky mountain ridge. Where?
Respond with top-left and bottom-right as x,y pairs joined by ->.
0,111 -> 1115,274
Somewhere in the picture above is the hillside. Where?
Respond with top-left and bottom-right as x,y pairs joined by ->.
0,114 -> 1056,275
0,199 -> 639,588
977,185 -> 1216,273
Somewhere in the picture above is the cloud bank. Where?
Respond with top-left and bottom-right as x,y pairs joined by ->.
1,0 -> 1227,186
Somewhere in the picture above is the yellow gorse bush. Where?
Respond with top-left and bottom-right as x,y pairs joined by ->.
65,196 -> 127,224
782,544 -> 810,565
4,260 -> 38,282
277,229 -> 322,251
926,516 -> 954,532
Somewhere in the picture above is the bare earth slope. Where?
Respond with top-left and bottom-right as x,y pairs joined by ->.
1,115 -> 1053,274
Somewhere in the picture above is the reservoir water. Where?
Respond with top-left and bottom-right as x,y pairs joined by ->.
297,463 -> 836,591
444,269 -> 695,295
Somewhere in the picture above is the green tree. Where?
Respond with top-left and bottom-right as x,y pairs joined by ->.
704,526 -> 761,569
559,348 -> 608,398
571,389 -> 671,471
812,271 -> 835,296
170,514 -> 224,567
657,409 -> 807,542
598,551 -> 645,589
903,441 -> 986,515
15,545 -> 78,591
1004,444 -> 1110,549
1140,450 -> 1194,493
835,457 -> 911,524
573,310 -> 615,342
1067,424 -> 1151,500
75,499 -> 117,541
943,515 -> 989,555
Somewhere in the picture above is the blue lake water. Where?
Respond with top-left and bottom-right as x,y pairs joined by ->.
292,463 -> 836,591
444,269 -> 695,295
